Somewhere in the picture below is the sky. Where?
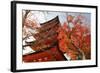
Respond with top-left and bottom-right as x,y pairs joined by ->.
23,10 -> 91,26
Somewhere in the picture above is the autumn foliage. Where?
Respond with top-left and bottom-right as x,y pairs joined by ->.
57,15 -> 91,60
23,12 -> 91,61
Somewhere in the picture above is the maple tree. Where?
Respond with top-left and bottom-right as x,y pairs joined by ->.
57,15 -> 91,60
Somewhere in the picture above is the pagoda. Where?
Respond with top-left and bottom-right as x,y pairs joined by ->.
23,16 -> 66,62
